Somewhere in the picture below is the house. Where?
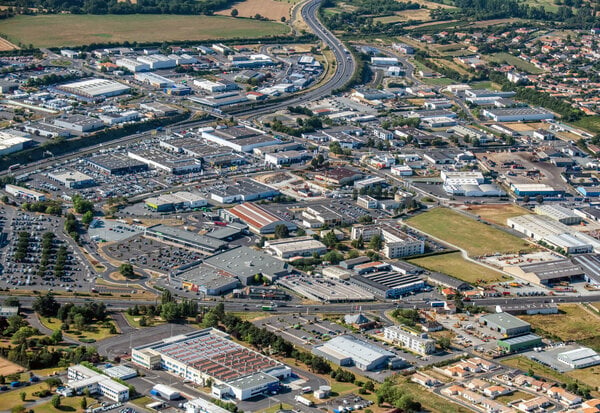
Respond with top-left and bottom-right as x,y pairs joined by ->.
411,372 -> 441,387
547,387 -> 582,407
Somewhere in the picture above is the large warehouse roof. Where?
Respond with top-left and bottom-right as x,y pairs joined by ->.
558,347 -> 600,367
480,312 -> 530,330
57,78 -> 130,98
316,335 -> 393,367
228,202 -> 295,233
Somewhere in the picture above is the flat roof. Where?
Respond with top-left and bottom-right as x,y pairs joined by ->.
480,312 -> 530,330
146,224 -> 227,251
317,335 -> 393,366
519,259 -> 584,281
227,371 -> 278,390
498,333 -> 542,345
558,347 -> 600,364
228,202 -> 287,230
204,246 -> 289,279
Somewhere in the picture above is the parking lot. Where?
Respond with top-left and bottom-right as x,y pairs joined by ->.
101,235 -> 204,274
255,313 -> 352,347
278,275 -> 375,302
0,209 -> 95,292
89,219 -> 143,243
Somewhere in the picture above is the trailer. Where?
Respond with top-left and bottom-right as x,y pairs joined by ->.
295,395 -> 314,407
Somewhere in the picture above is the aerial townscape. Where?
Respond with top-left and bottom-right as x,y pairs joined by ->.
0,0 -> 599,412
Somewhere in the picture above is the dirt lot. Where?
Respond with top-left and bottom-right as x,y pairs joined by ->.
0,357 -> 24,375
479,151 -> 572,191
0,37 -> 19,51
217,0 -> 296,20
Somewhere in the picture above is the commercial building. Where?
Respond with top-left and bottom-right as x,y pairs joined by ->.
0,131 -> 32,156
482,107 -> 554,122
48,170 -> 95,188
178,264 -> 240,296
136,55 -> 176,70
322,266 -> 352,280
55,78 -> 130,100
0,306 -> 19,317
479,312 -> 531,338
314,167 -> 363,187
509,183 -> 564,197
302,205 -> 347,227
312,335 -> 405,371
128,149 -> 202,174
5,184 -> 46,201
351,224 -> 424,259
54,114 -> 104,133
145,224 -> 227,253
116,58 -> 150,72
86,154 -> 149,175
571,254 -> 600,285
66,365 -> 129,402
264,150 -> 311,166
383,325 -> 436,355
265,236 -> 327,259
103,365 -> 137,380
131,329 -> 291,400
497,334 -> 543,353
350,271 -> 424,299
225,202 -> 296,235
200,126 -> 279,153
145,191 -> 207,212
534,205 -> 581,225
504,259 -> 585,286
184,398 -> 230,413
210,179 -> 279,204
557,347 -> 600,369
203,246 -> 291,284
494,303 -> 558,315
135,72 -> 175,88
99,110 -> 140,126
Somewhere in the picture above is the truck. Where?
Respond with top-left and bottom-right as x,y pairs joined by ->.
295,395 -> 314,407
430,301 -> 445,308
261,305 -> 275,311
301,386 -> 312,394
10,381 -> 21,388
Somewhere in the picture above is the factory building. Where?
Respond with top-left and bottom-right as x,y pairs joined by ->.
479,313 -> 531,338
54,114 -> 104,133
350,270 -> 425,299
145,224 -> 228,253
557,347 -> 600,369
570,254 -> 600,285
383,325 -> 436,355
312,335 -> 405,371
136,55 -> 176,70
504,259 -> 585,286
132,329 -> 290,400
534,205 -> 581,225
482,107 -> 554,122
65,365 -> 129,402
265,236 -> 327,259
48,170 -> 95,189
225,202 -> 296,235
0,131 -> 32,156
5,184 -> 46,201
497,334 -> 543,353
116,58 -> 150,72
55,78 -> 130,100
134,72 -> 175,88
509,183 -> 564,197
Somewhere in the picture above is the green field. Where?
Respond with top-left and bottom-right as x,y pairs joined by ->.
408,252 -> 509,284
421,77 -> 455,86
486,52 -> 544,74
1,14 -> 289,47
40,317 -> 117,342
406,208 -> 534,256
572,116 -> 600,135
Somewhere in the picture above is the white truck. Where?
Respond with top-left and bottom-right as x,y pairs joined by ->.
295,395 -> 314,407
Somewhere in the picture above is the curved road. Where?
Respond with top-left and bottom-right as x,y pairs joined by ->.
228,0 -> 356,117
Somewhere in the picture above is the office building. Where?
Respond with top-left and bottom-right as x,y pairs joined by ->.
66,365 -> 129,402
383,325 -> 436,355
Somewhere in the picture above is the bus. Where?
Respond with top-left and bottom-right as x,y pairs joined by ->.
8,164 -> 21,172
261,305 -> 275,311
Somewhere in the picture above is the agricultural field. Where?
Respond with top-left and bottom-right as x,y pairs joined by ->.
408,252 -> 509,284
0,37 -> 19,51
485,52 -> 544,74
0,357 -> 23,376
520,304 -> 600,350
460,204 -> 530,227
406,208 -> 535,256
0,14 -> 289,48
217,0 -> 303,21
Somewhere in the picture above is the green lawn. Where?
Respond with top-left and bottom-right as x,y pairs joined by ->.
393,377 -> 473,413
0,382 -> 48,406
1,14 -> 289,47
39,317 -> 117,342
122,312 -> 165,328
421,77 -> 455,86
406,208 -> 535,256
408,252 -> 509,284
486,53 -> 544,74
34,395 -> 86,413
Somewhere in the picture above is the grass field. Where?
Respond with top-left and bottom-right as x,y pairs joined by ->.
1,14 -> 289,47
495,390 -> 532,404
486,52 -> 544,74
520,304 -> 599,348
408,252 -> 509,284
406,208 -> 534,256
572,116 -> 600,135
392,377 -> 473,413
217,0 -> 301,21
502,356 -> 600,392
462,204 -> 530,227
40,317 -> 117,342
35,395 -> 86,413
0,382 -> 47,406
122,312 -> 165,328
420,77 -> 455,86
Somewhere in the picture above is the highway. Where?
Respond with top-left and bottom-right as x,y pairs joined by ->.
227,0 -> 356,117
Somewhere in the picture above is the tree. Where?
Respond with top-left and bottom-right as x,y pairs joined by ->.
437,336 -> 451,350
119,263 -> 135,278
274,224 -> 290,239
51,329 -> 63,344
4,297 -> 19,307
19,391 -> 26,402
322,250 -> 343,264
364,380 -> 375,391
81,397 -> 87,410
32,293 -> 59,317
230,8 -> 238,16
72,195 -> 94,214
535,194 -> 544,204
51,395 -> 61,409
81,210 -> 93,226
280,16 -> 286,22
329,141 -> 343,155
322,231 -> 338,248
368,234 -> 383,251
11,406 -> 25,413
